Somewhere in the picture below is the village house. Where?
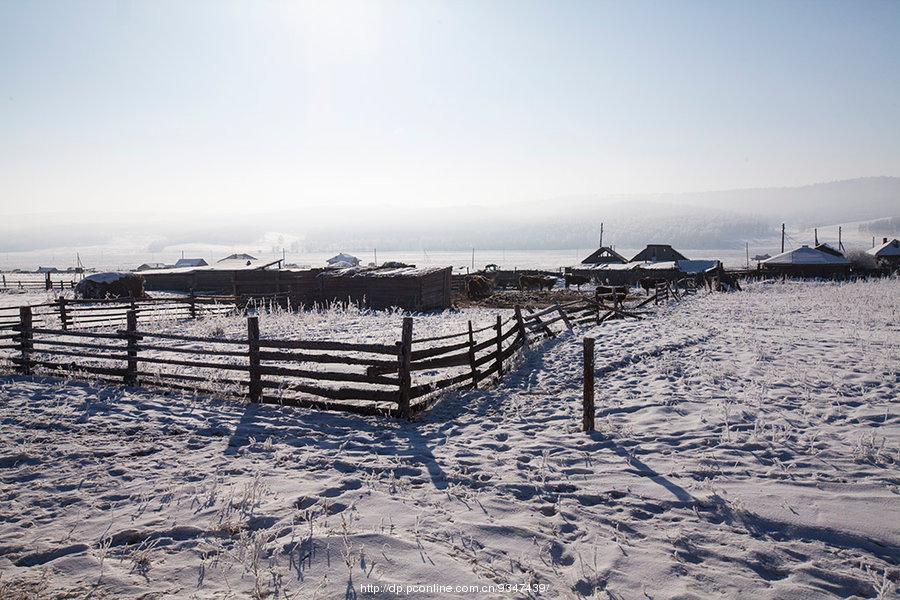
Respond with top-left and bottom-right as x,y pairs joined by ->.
761,245 -> 850,278
866,238 -> 900,270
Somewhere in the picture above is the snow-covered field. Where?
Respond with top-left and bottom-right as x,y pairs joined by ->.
0,280 -> 897,599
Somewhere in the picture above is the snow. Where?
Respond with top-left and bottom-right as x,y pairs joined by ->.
576,260 -> 719,274
319,266 -> 450,278
82,272 -> 132,284
762,246 -> 850,265
0,279 -> 898,598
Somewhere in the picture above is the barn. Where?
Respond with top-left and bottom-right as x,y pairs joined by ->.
761,246 -> 850,278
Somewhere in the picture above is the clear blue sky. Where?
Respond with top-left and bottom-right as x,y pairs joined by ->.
1,0 -> 898,218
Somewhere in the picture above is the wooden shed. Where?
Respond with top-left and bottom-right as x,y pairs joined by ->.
318,266 -> 451,311
140,265 -> 452,311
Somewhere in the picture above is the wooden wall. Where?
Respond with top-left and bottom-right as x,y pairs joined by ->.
143,267 -> 452,311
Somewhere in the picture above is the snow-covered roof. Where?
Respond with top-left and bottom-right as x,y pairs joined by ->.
762,246 -> 849,265
318,266 -> 448,278
137,262 -> 265,274
575,262 -> 642,272
678,260 -> 720,274
174,258 -> 208,268
574,260 -> 718,274
327,253 -> 360,266
866,238 -> 900,257
218,253 -> 257,262
84,272 -> 132,284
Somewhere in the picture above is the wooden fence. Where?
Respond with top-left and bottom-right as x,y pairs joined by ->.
0,274 -> 77,291
0,296 -> 242,332
0,282 -> 688,418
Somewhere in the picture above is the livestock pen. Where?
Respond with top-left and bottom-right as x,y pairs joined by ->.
0,282 -> 689,418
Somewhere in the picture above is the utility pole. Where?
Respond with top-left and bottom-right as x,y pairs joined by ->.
781,223 -> 785,253
599,222 -> 604,247
374,248 -> 378,266
814,228 -> 818,246
471,248 -> 475,271
745,242 -> 749,269
839,227 -> 844,252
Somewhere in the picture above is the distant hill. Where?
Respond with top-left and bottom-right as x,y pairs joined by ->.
656,176 -> 900,226
1,177 -> 897,253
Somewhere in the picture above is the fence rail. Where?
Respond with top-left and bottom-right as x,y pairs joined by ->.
0,274 -> 77,291
0,281 -> 690,417
0,295 -> 243,332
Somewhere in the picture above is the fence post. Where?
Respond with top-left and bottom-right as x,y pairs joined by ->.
514,306 -> 529,348
397,317 -> 413,418
44,272 -> 51,291
247,315 -> 262,402
467,321 -> 478,389
583,337 -> 595,433
494,315 -> 503,378
58,298 -> 68,331
18,306 -> 32,375
189,292 -> 197,319
125,310 -> 138,386
556,303 -> 573,331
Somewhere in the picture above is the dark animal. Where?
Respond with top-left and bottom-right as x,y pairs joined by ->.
595,285 -> 628,304
518,275 -> 556,291
639,277 -> 667,295
564,274 -> 590,289
465,275 -> 494,299
75,273 -> 145,300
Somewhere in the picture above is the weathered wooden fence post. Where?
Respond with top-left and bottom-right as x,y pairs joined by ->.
18,306 -> 32,375
189,292 -> 197,319
58,297 -> 68,331
247,315 -> 262,402
467,321 -> 478,388
583,337 -> 595,433
44,272 -> 51,291
494,315 -> 503,378
125,309 -> 138,386
514,306 -> 529,348
397,317 -> 413,418
556,303 -> 573,331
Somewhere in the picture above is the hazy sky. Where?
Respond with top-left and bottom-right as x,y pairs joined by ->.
1,0 -> 899,219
